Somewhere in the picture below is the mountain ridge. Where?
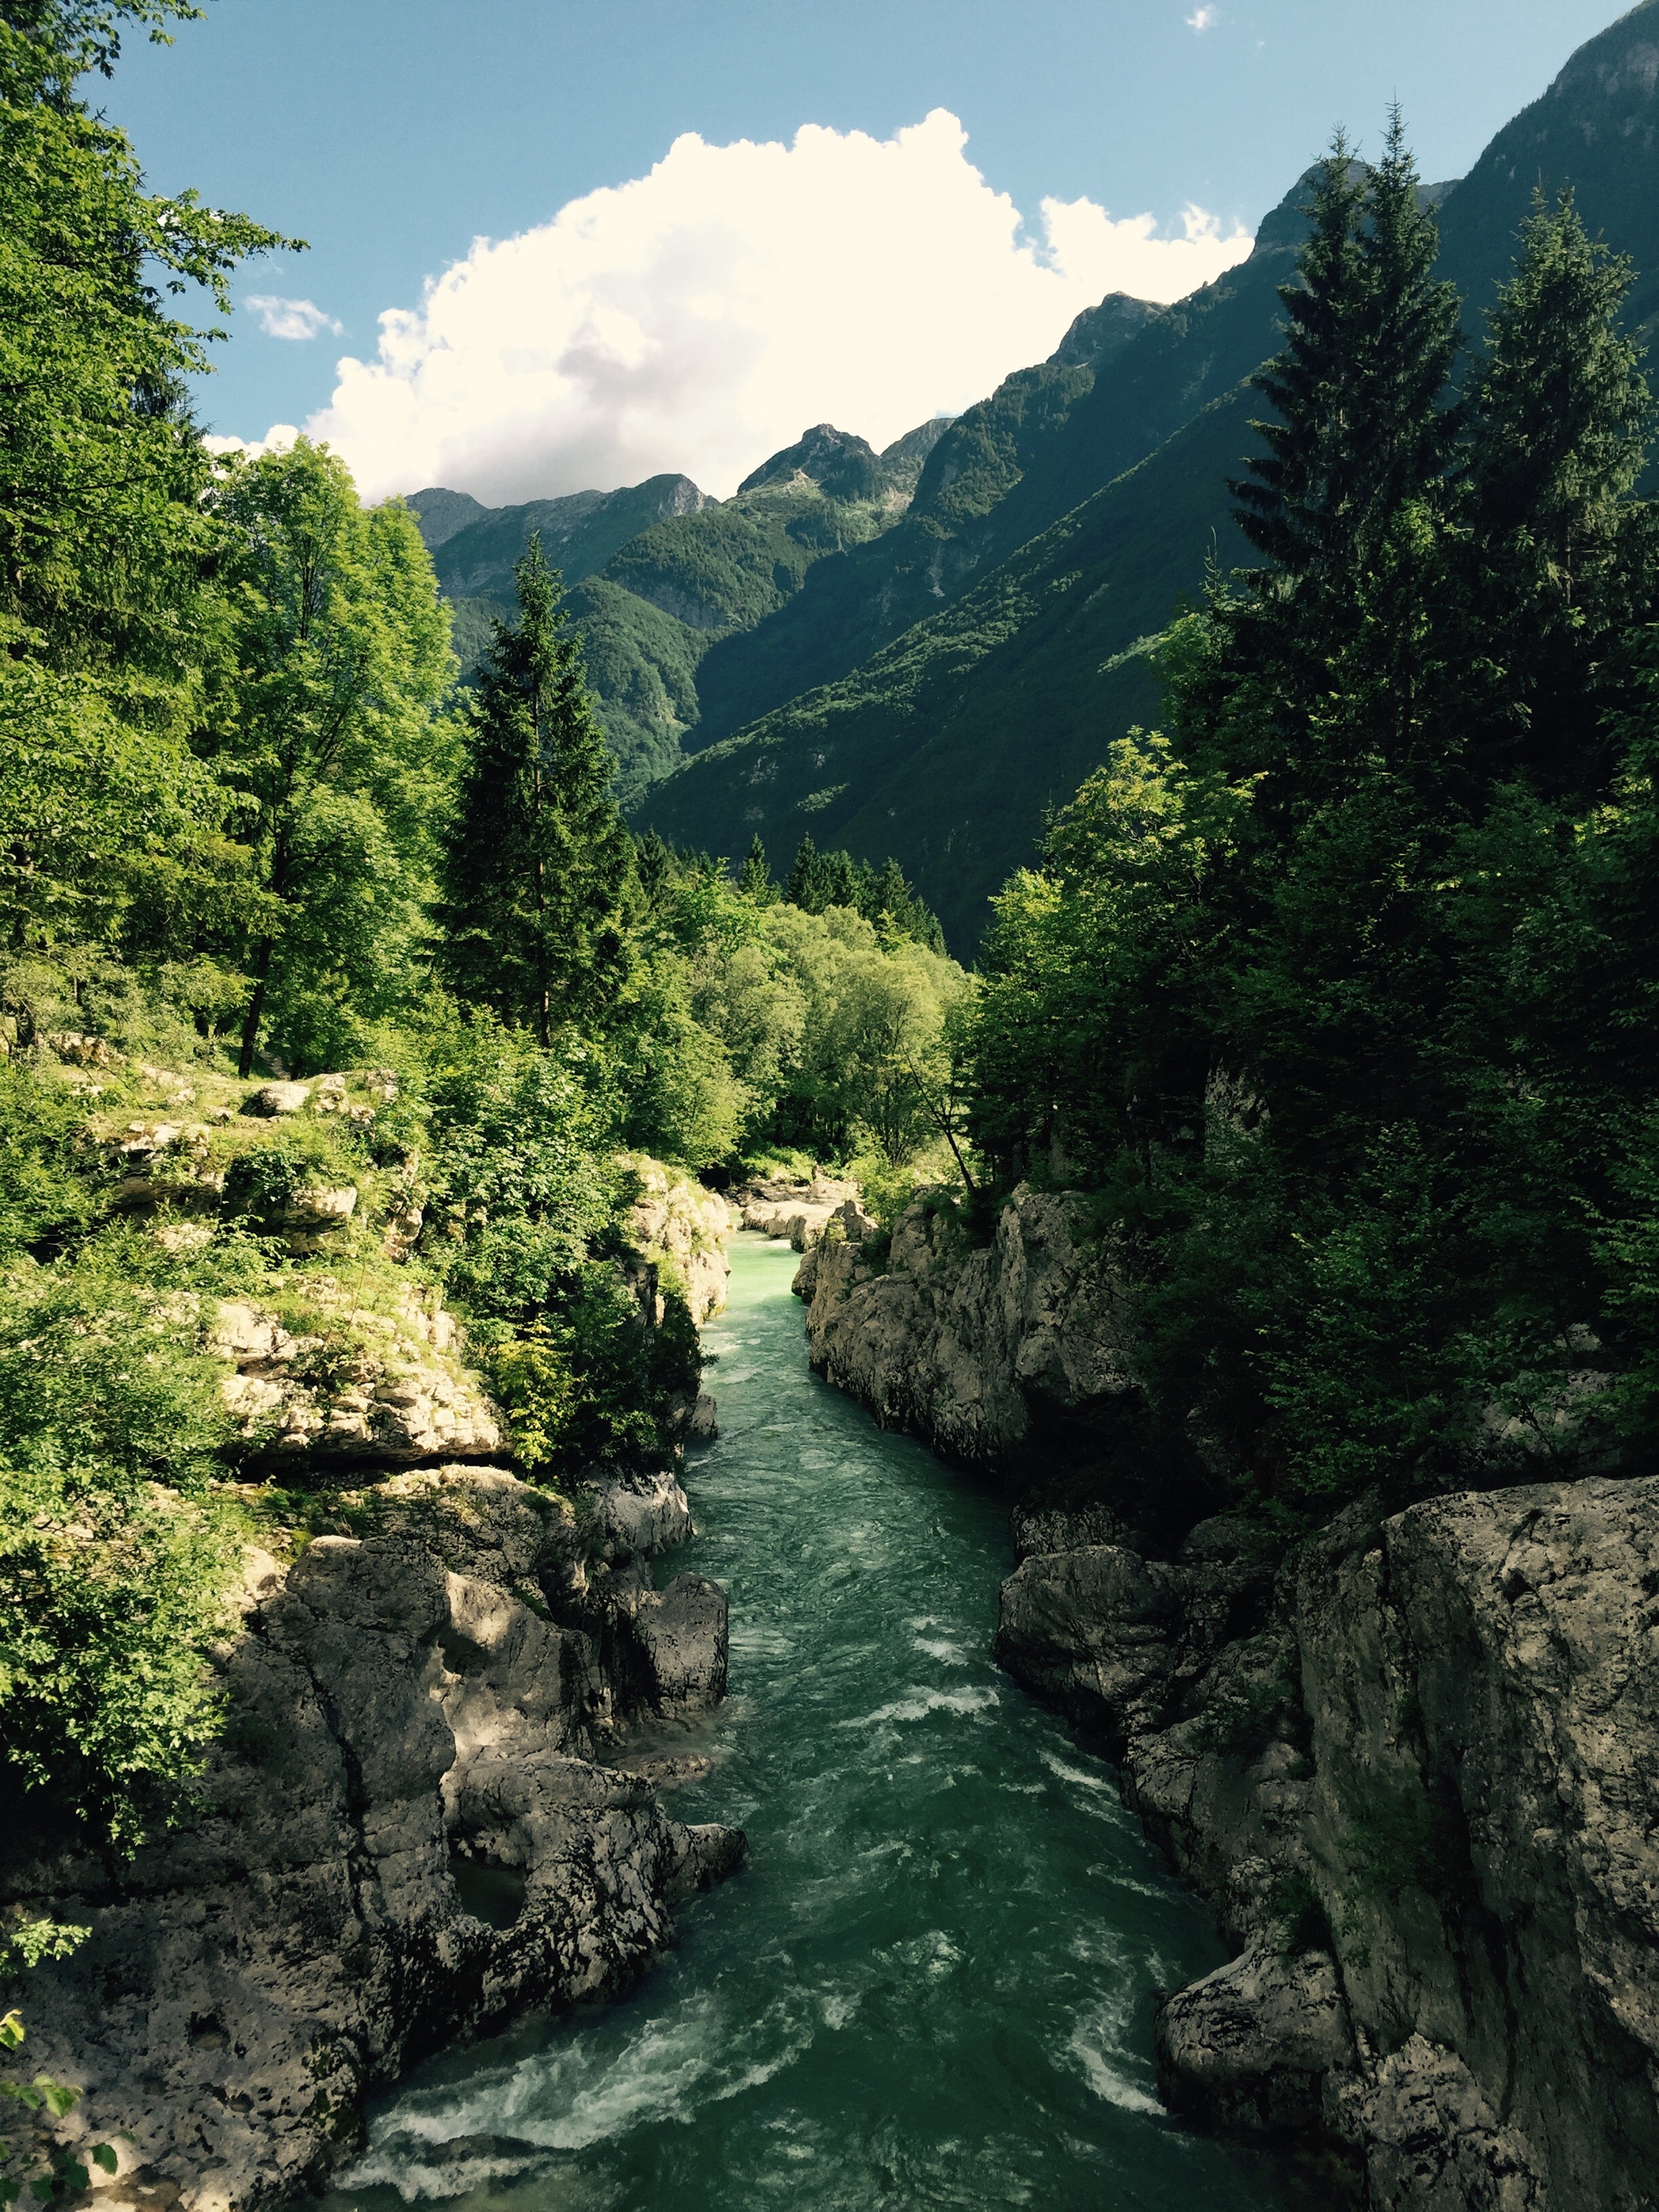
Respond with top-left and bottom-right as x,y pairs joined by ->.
637,0 -> 1659,945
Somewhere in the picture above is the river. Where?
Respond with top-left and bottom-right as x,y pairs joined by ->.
321,1232 -> 1307,2212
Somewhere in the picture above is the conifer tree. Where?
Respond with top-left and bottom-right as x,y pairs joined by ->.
738,833 -> 775,902
821,849 -> 860,911
870,856 -> 910,929
442,535 -> 637,1043
783,833 -> 821,910
1230,137 -> 1369,579
1232,116 -> 1460,589
1461,191 -> 1656,799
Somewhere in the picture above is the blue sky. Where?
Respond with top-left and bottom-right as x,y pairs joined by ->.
105,0 -> 1627,501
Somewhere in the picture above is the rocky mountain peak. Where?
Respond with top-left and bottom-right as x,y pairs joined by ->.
737,422 -> 883,502
404,485 -> 489,552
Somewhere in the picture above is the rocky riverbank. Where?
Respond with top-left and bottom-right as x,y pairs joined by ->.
796,1191 -> 1659,2212
0,1127 -> 740,2212
2,1462 -> 740,2212
0,1451 -> 739,2212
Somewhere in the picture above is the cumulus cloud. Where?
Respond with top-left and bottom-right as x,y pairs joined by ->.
204,425 -> 300,463
1187,6 -> 1219,29
284,109 -> 1251,504
247,295 -> 343,341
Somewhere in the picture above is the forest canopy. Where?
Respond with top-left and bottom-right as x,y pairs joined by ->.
963,127 -> 1659,1521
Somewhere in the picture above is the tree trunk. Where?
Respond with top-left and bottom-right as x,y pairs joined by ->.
237,937 -> 274,1079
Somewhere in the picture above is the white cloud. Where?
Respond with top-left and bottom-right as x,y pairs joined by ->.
283,110 -> 1251,504
1187,6 -> 1219,29
247,295 -> 342,341
204,425 -> 299,463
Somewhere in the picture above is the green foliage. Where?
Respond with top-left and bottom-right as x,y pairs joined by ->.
481,1271 -> 698,1482
0,12 -> 289,681
442,538 -> 639,1043
0,1225 -> 255,1486
421,1022 -> 619,1324
208,439 -> 459,1076
0,1064 -> 102,1260
0,1459 -> 237,1846
962,146 -> 1659,1517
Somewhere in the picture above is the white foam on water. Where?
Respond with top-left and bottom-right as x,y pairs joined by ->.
843,1684 -> 1000,1728
913,1634 -> 970,1663
1039,1750 -> 1115,1792
343,1991 -> 816,2197
1062,1980 -> 1167,2119
341,2134 -> 550,2204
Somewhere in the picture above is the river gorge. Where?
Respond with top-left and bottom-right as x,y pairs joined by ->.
319,1233 -> 1307,2211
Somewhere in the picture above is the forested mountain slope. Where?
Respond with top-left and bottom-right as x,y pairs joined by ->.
640,0 -> 1659,945
408,422 -> 947,806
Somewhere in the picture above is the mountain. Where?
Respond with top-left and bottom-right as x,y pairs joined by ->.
638,0 -> 1659,945
688,291 -> 1178,746
406,420 -> 952,807
417,473 -> 708,599
403,486 -> 488,549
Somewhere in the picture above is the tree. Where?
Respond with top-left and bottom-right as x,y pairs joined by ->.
1461,191 -> 1656,801
209,439 -> 457,1074
1232,116 -> 1460,591
442,535 -> 639,1043
0,9 -> 291,682
783,833 -> 823,911
738,834 -> 776,902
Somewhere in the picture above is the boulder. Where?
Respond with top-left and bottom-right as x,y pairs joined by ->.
1156,1941 -> 1355,2135
242,1081 -> 310,1116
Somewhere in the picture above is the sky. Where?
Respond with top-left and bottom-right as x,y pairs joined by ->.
104,0 -> 1628,503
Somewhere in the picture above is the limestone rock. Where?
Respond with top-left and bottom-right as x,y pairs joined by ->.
241,1082 -> 310,1116
625,1161 -> 731,1323
627,1573 -> 730,1713
1156,1941 -> 1354,2135
210,1292 -> 505,1463
580,1469 -> 695,1561
796,1184 -> 1138,1466
1071,1480 -> 1659,2209
739,1173 -> 859,1248
0,1469 -> 740,2212
995,1540 -> 1273,1753
46,1029 -> 122,1068
1327,2034 -> 1548,2212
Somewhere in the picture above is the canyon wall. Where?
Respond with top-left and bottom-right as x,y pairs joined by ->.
796,1194 -> 1659,2212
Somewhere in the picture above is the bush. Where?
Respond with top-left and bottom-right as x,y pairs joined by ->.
0,1064 -> 103,1262
0,1461 -> 240,1848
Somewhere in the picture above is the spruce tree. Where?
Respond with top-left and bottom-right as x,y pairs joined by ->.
783,833 -> 821,910
1233,116 -> 1460,590
738,833 -> 775,902
442,535 -> 638,1042
821,849 -> 860,910
1231,137 -> 1369,578
1461,191 -> 1656,800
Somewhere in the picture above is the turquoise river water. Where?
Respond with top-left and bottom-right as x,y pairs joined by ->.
320,1234 -> 1307,2212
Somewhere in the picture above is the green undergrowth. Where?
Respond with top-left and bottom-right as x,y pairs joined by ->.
0,1009 -> 700,1879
